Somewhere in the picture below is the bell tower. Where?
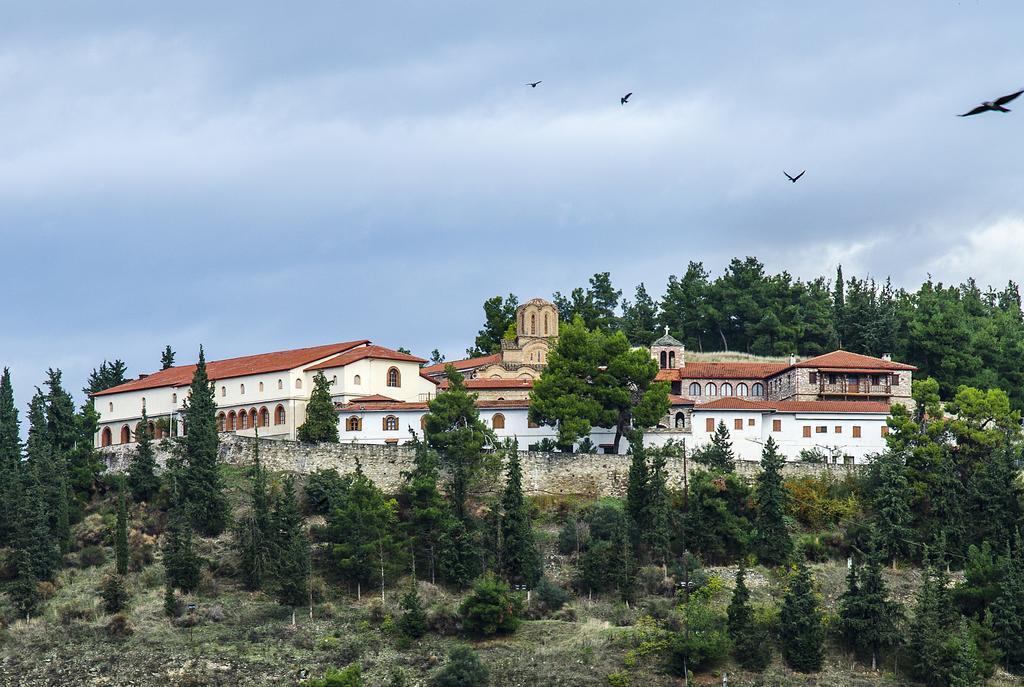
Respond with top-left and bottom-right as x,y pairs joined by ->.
650,327 -> 685,370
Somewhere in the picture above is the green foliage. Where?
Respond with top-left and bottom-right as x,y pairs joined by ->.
459,573 -> 521,636
269,476 -> 309,611
692,421 -> 735,472
837,555 -> 901,670
115,480 -> 129,576
991,534 -> 1024,673
304,664 -> 365,687
726,564 -> 772,670
84,359 -> 128,395
163,503 -> 201,593
553,272 -> 621,332
179,347 -> 229,536
535,577 -> 570,613
785,473 -> 862,530
127,409 -> 160,502
754,437 -> 792,566
870,450 -> 914,566
953,542 -> 1005,620
467,293 -> 518,357
780,561 -> 825,673
163,584 -> 180,618
667,598 -> 731,676
529,316 -> 669,452
236,439 -> 272,590
100,573 -> 130,614
304,468 -> 350,516
297,371 -> 340,443
431,645 -> 488,687
498,441 -> 541,586
620,282 -> 660,346
0,368 -> 22,548
908,554 -> 958,685
397,587 -> 428,639
682,470 -> 752,564
578,502 -> 635,599
160,345 -> 176,370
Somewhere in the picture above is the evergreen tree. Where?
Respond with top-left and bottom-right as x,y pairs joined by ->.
83,359 -> 128,395
693,421 -> 735,472
908,551 -> 956,684
498,441 -> 541,587
13,465 -> 58,582
180,347 -> 228,535
26,390 -> 68,560
237,435 -> 273,590
100,573 -> 130,614
871,450 -> 914,567
780,561 -> 825,673
753,437 -> 793,566
115,479 -> 129,576
163,499 -> 201,593
402,433 -> 462,584
270,476 -> 309,623
467,294 -> 519,357
727,565 -> 753,639
160,345 -> 176,370
297,371 -> 339,443
625,433 -> 650,554
620,282 -> 660,346
431,645 -> 488,687
127,408 -> 160,502
397,586 -> 428,639
838,554 -> 901,671
641,441 -> 671,565
0,368 -> 22,547
991,533 -> 1024,673
163,584 -> 179,617
682,469 -> 753,564
727,565 -> 772,671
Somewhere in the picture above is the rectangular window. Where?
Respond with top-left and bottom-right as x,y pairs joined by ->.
803,425 -> 811,438
891,374 -> 899,386
816,426 -> 827,434
882,425 -> 890,436
706,418 -> 715,432
734,418 -> 743,430
747,418 -> 755,426
853,425 -> 861,438
809,371 -> 817,384
773,419 -> 782,432
834,426 -> 842,434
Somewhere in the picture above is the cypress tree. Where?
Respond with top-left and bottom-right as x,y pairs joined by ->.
838,555 -> 901,671
0,368 -> 22,547
237,434 -> 273,590
753,436 -> 793,566
163,499 -> 200,593
871,450 -> 914,567
270,476 -> 309,624
180,347 -> 228,535
297,371 -> 339,443
13,464 -> 58,582
727,565 -> 771,671
908,550 -> 955,683
696,421 -> 735,472
499,441 -> 541,587
641,440 -> 671,565
991,533 -> 1024,673
780,561 -> 825,673
115,478 -> 129,575
127,408 -> 160,502
25,390 -> 64,566
402,433 -> 455,584
160,345 -> 176,370
727,565 -> 753,639
625,431 -> 650,554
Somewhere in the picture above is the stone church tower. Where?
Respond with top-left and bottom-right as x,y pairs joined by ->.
475,298 -> 559,380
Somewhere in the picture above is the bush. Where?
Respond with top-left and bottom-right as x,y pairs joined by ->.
100,574 -> 130,614
557,518 -> 589,556
79,546 -> 106,568
535,577 -> 570,614
303,664 -> 364,687
459,573 -> 521,637
427,603 -> 461,636
667,601 -> 730,675
796,535 -> 829,563
304,469 -> 349,516
431,645 -> 488,687
105,613 -> 134,639
57,598 -> 98,625
397,588 -> 428,639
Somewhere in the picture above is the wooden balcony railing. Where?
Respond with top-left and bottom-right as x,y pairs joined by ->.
818,380 -> 891,396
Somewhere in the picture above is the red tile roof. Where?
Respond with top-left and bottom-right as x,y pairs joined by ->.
337,398 -> 531,412
795,350 -> 916,371
667,394 -> 696,406
694,398 -> 891,413
440,378 -> 534,390
658,362 -> 790,381
349,394 -> 400,403
695,398 -> 776,411
305,345 -> 426,371
421,354 -> 501,377
93,340 -> 370,396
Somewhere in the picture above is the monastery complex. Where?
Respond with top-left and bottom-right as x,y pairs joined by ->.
93,297 -> 916,464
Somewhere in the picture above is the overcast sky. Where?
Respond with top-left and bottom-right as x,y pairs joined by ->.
1,1 -> 1023,408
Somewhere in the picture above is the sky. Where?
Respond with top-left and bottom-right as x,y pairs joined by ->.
1,1 -> 1024,409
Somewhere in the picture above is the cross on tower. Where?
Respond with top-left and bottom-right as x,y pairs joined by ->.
664,325 -> 670,336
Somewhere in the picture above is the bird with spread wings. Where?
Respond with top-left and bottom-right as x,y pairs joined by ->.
959,89 -> 1024,117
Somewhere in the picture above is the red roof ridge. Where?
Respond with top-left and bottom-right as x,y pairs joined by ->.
305,345 -> 426,371
421,353 -> 502,376
794,349 -> 916,371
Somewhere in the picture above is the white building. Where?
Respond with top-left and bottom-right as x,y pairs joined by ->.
93,341 -> 438,446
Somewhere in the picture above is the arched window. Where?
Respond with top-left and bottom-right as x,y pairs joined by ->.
228,411 -> 237,430
101,427 -> 112,447
278,379 -> 283,390
108,402 -> 114,412
689,382 -> 701,396
259,382 -> 264,392
172,393 -> 177,404
387,367 -> 401,387
660,351 -> 667,369
353,375 -> 361,385
736,383 -> 748,397
752,382 -> 765,397
239,411 -> 247,430
674,412 -> 686,429
275,405 -> 286,425
345,416 -> 362,431
240,384 -> 245,395
530,313 -> 537,335
721,382 -> 733,396
544,313 -> 549,335
221,386 -> 226,397
705,383 -> 718,397
218,413 -> 226,432
120,425 -> 131,444
295,378 -> 302,390
492,413 -> 506,429
249,409 -> 258,428
669,351 -> 676,369
259,407 -> 269,427
383,415 -> 399,431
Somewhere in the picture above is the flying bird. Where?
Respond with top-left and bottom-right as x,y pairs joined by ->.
526,80 -> 542,88
620,92 -> 632,105
784,170 -> 806,183
958,89 -> 1024,117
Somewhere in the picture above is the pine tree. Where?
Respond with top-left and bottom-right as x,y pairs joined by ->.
871,450 -> 914,567
402,433 -> 456,584
163,584 -> 179,617
163,499 -> 201,593
115,478 -> 129,575
160,345 -> 176,370
499,441 -> 541,587
127,408 -> 160,502
908,550 -> 955,684
991,533 -> 1024,673
625,433 -> 650,555
297,371 -> 339,443
0,368 -> 22,547
270,476 -> 309,624
24,392 -> 62,573
237,435 -> 273,590
398,586 -> 428,639
780,561 -> 825,673
180,347 -> 228,535
641,441 -> 671,566
838,554 -> 901,670
754,437 -> 793,566
727,565 -> 771,671
14,464 -> 58,582
695,421 -> 735,472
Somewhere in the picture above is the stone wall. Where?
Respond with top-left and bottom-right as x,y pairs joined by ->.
100,434 -> 860,498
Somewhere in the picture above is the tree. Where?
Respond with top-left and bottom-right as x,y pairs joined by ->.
26,389 -> 68,560
179,347 -> 228,536
621,282 -> 660,346
402,433 -> 463,584
270,476 -> 310,624
753,437 -> 793,566
682,469 -> 752,564
398,586 -> 428,639
659,262 -> 713,352
625,434 -> 649,553
423,366 -> 492,520
160,345 -> 176,370
838,554 -> 901,671
0,368 -> 21,547
431,646 -> 488,687
467,294 -> 519,357
304,664 -> 365,687
780,561 -> 825,673
237,436 -> 273,590
127,408 -> 160,502
115,479 -> 129,576
327,466 -> 400,600
908,552 -> 956,684
429,349 -> 446,365
692,421 -> 735,472
529,317 -> 669,452
641,440 -> 671,565
459,573 -> 521,636
13,464 -> 58,583
100,573 -> 130,614
498,441 -> 541,587
991,534 -> 1024,673
870,449 -> 914,567
727,565 -> 772,671
163,500 -> 201,593
297,371 -> 339,443
83,360 -> 128,395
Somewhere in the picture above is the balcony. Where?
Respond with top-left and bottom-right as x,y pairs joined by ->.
818,379 -> 891,396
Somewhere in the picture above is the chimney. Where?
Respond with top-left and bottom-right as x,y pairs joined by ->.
138,373 -> 149,380
789,354 -> 797,365
881,353 -> 892,362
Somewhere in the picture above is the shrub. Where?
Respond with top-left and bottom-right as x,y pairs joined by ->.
535,577 -> 570,614
303,664 -> 364,687
796,535 -> 829,563
431,645 -> 488,687
397,588 -> 428,639
667,601 -> 730,675
57,598 -> 98,625
427,603 -> 461,636
105,613 -> 134,639
129,530 -> 157,572
79,546 -> 106,568
459,573 -> 521,637
304,469 -> 349,516
557,518 -> 589,556
100,574 -> 130,614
